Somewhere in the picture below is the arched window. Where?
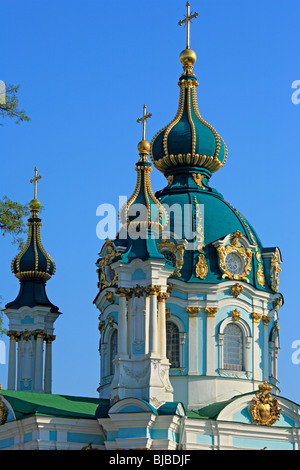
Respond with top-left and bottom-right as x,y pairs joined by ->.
223,323 -> 243,371
109,329 -> 118,375
166,322 -> 180,368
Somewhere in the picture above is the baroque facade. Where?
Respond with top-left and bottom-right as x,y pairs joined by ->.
0,2 -> 299,451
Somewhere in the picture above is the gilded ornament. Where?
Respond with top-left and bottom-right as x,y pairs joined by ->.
262,316 -> 271,326
158,239 -> 185,277
22,329 -> 32,341
167,283 -> 173,294
105,291 -> 115,304
167,175 -> 174,186
249,380 -> 281,426
270,249 -> 281,293
273,297 -> 282,311
216,231 -> 253,282
108,316 -> 115,328
205,307 -> 218,317
232,309 -> 240,321
256,252 -> 265,288
116,287 -> 132,298
186,306 -> 200,317
192,173 -> 205,189
133,284 -> 144,298
158,292 -> 170,302
252,312 -> 262,323
231,283 -> 243,298
98,320 -> 105,333
144,285 -> 161,296
194,197 -> 208,280
97,240 -> 120,292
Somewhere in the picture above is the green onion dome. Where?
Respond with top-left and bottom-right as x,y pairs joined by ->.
150,50 -> 227,176
11,199 -> 56,282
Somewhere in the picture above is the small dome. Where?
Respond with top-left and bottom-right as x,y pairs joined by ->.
150,64 -> 227,175
11,207 -> 56,282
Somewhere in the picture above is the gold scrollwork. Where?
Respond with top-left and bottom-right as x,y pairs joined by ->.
256,252 -> 265,288
97,240 -> 120,291
105,291 -> 115,304
192,173 -> 205,189
144,285 -> 161,296
194,197 -> 208,280
217,231 -> 253,282
133,284 -> 144,298
249,380 -> 281,426
232,309 -> 240,321
231,283 -> 243,298
270,249 -> 281,293
158,238 -> 185,277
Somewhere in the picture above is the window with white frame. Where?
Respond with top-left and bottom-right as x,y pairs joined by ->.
109,329 -> 118,375
223,323 -> 243,371
166,321 -> 180,368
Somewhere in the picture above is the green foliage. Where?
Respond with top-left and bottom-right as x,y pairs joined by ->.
0,83 -> 30,125
0,196 -> 30,250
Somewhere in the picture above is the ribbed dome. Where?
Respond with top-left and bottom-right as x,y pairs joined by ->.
11,199 -> 56,282
155,176 -> 269,291
150,56 -> 227,175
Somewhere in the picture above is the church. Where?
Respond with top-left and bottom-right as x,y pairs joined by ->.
0,2 -> 299,451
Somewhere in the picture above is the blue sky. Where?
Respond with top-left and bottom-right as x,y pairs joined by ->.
0,0 -> 299,402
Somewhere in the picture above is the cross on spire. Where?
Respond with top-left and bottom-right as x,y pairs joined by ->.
178,1 -> 199,49
137,104 -> 152,141
30,167 -> 42,200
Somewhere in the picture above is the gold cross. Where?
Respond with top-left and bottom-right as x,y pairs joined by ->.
137,104 -> 152,141
30,167 -> 42,200
178,1 -> 199,49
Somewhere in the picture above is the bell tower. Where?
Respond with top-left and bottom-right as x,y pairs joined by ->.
4,168 -> 61,393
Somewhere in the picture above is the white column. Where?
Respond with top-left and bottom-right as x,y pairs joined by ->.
158,292 -> 169,358
252,313 -> 262,381
34,329 -> 45,393
186,307 -> 199,375
7,331 -> 17,390
44,335 -> 55,394
116,288 -> 129,357
147,286 -> 160,356
262,316 -> 271,380
126,291 -> 133,357
144,295 -> 150,355
205,307 -> 217,376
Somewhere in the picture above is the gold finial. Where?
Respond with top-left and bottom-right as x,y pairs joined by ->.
30,167 -> 42,200
178,2 -> 198,50
179,2 -> 198,69
137,104 -> 152,154
29,167 -> 42,211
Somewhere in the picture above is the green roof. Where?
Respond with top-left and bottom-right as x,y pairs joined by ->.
2,390 -> 109,421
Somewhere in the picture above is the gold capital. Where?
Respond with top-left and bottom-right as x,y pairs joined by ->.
252,312 -> 262,323
262,316 -> 272,326
145,285 -> 161,296
158,292 -> 170,302
186,306 -> 200,317
205,307 -> 218,317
